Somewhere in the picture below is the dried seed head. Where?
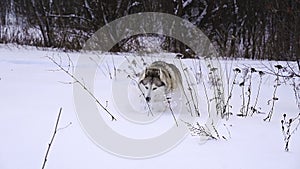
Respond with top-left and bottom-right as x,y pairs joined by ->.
275,65 -> 283,69
289,72 -> 295,78
210,67 -> 218,72
234,68 -> 241,73
258,71 -> 265,76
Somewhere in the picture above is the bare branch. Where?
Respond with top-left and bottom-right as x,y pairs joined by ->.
46,55 -> 117,121
41,108 -> 62,169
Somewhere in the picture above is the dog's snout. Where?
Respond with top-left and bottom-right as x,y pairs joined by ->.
146,97 -> 151,102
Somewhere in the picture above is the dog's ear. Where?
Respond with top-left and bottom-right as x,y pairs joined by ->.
159,68 -> 163,78
138,69 -> 146,83
159,68 -> 167,86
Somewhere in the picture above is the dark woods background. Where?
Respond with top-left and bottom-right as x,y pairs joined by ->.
0,0 -> 299,60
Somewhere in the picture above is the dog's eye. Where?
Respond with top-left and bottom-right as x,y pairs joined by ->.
153,87 -> 157,91
145,86 -> 149,89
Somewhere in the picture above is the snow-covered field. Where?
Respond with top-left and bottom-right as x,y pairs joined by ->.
0,44 -> 299,169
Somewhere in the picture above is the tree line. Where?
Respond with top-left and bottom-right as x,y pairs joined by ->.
0,0 -> 299,60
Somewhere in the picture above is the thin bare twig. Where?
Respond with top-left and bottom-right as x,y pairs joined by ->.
166,97 -> 178,127
281,113 -> 300,151
47,55 -> 116,121
41,108 -> 62,169
245,68 -> 256,116
182,120 -> 218,140
179,59 -> 198,116
127,75 -> 153,116
264,66 -> 281,122
89,56 -> 108,78
251,71 -> 265,116
202,80 -> 210,115
223,69 -> 240,119
111,55 -> 117,78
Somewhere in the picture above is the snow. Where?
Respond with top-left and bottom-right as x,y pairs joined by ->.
0,44 -> 299,169
183,0 -> 193,8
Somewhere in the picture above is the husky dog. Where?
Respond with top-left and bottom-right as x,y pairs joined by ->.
138,61 -> 182,103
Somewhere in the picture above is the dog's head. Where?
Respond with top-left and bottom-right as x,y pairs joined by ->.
139,68 -> 167,102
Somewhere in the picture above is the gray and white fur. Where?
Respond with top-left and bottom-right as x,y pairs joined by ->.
139,61 -> 182,102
